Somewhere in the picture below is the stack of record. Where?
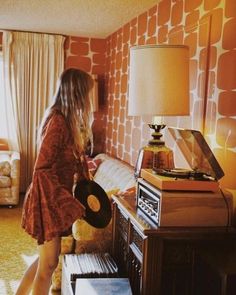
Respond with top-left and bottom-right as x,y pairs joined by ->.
64,253 -> 119,282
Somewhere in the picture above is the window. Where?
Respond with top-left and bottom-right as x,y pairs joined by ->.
0,53 -> 8,138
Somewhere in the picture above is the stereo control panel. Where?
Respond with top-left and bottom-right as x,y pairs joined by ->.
137,178 -> 161,225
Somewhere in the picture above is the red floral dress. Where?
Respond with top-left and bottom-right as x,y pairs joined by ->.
22,110 -> 85,245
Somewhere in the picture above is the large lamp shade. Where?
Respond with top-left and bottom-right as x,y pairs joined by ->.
128,45 -> 189,116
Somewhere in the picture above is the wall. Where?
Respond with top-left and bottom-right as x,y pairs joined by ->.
104,0 -> 236,199
0,0 -> 235,196
64,36 -> 106,74
64,36 -> 107,154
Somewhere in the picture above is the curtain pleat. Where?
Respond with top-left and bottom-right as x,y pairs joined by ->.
2,31 -> 65,192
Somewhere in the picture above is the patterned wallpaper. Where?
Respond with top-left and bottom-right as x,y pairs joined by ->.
64,36 -> 108,154
64,36 -> 106,75
0,0 -> 235,195
102,0 -> 236,195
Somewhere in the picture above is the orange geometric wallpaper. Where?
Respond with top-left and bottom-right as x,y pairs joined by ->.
0,0 -> 235,196
64,36 -> 107,154
64,36 -> 106,75
103,0 -> 236,197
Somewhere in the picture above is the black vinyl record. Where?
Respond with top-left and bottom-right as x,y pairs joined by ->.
74,180 -> 112,228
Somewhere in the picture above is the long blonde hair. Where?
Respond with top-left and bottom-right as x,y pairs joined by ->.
38,68 -> 94,154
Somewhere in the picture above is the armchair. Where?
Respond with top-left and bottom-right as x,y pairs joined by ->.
0,150 -> 20,206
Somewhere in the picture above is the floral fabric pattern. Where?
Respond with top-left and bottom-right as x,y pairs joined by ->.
22,111 -> 85,245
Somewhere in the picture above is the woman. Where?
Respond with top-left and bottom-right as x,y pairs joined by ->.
16,68 -> 94,295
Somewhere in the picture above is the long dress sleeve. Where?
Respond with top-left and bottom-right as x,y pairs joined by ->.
22,112 -> 85,245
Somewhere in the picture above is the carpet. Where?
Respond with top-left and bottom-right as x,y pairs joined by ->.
0,197 -> 38,295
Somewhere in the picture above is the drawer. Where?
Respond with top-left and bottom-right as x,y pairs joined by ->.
117,209 -> 129,239
130,225 -> 144,255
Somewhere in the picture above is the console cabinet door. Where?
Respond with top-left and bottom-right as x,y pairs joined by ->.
112,203 -> 162,295
112,204 -> 130,276
129,224 -> 144,294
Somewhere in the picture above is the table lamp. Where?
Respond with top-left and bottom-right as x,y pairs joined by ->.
128,45 -> 189,177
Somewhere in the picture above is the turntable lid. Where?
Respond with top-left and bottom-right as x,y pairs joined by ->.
168,127 -> 224,180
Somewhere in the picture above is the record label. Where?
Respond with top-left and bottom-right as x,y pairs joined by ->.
74,180 -> 112,228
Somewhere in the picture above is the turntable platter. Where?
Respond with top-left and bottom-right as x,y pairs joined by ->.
141,169 -> 219,192
153,167 -> 213,180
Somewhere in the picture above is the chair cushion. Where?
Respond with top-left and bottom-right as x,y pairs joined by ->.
61,235 -> 75,254
93,154 -> 135,192
0,176 -> 11,188
0,188 -> 11,200
0,161 -> 11,176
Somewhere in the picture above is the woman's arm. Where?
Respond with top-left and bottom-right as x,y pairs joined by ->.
34,113 -> 68,170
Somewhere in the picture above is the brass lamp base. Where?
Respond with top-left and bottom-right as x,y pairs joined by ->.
148,124 -> 166,146
134,124 -> 175,179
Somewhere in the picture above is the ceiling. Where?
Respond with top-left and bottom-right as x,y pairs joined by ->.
0,0 -> 159,38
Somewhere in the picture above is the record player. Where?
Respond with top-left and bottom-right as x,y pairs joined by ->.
137,128 -> 232,227
141,127 -> 225,192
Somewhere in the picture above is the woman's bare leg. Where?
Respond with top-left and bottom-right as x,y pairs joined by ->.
32,237 -> 61,295
15,257 -> 39,295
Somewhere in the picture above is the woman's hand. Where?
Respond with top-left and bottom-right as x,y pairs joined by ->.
73,172 -> 79,183
74,152 -> 91,181
72,173 -> 79,196
116,186 -> 136,198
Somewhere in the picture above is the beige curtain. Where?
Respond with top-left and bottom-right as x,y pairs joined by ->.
2,31 -> 65,192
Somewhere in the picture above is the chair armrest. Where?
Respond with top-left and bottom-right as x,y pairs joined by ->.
10,151 -> 20,182
9,151 -> 20,204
